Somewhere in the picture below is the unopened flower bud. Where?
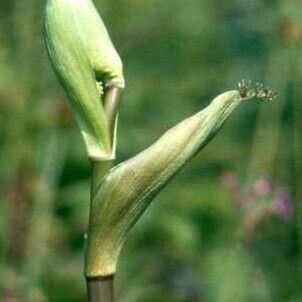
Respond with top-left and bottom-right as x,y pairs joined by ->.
44,0 -> 125,160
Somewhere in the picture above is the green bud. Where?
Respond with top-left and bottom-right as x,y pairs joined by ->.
85,90 -> 256,277
44,0 -> 125,160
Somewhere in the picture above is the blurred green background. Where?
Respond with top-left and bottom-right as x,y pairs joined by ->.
1,0 -> 302,301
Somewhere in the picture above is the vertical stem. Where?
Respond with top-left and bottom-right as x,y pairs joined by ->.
86,277 -> 114,302
103,86 -> 123,147
86,160 -> 114,302
90,160 -> 114,196
85,87 -> 121,301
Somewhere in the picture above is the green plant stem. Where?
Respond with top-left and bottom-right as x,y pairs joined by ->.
87,160 -> 114,302
90,160 -> 114,196
103,86 -> 123,146
86,276 -> 114,302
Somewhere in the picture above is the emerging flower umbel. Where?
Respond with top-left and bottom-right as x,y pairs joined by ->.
44,0 -> 125,160
43,0 -> 277,283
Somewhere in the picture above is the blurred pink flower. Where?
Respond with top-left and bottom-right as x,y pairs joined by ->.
251,178 -> 274,197
273,188 -> 294,219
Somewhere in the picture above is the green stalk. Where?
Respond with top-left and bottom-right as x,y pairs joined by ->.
103,87 -> 123,148
86,86 -> 122,301
87,160 -> 114,302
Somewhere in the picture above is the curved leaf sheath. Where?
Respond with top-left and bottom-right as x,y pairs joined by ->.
85,90 -> 243,277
